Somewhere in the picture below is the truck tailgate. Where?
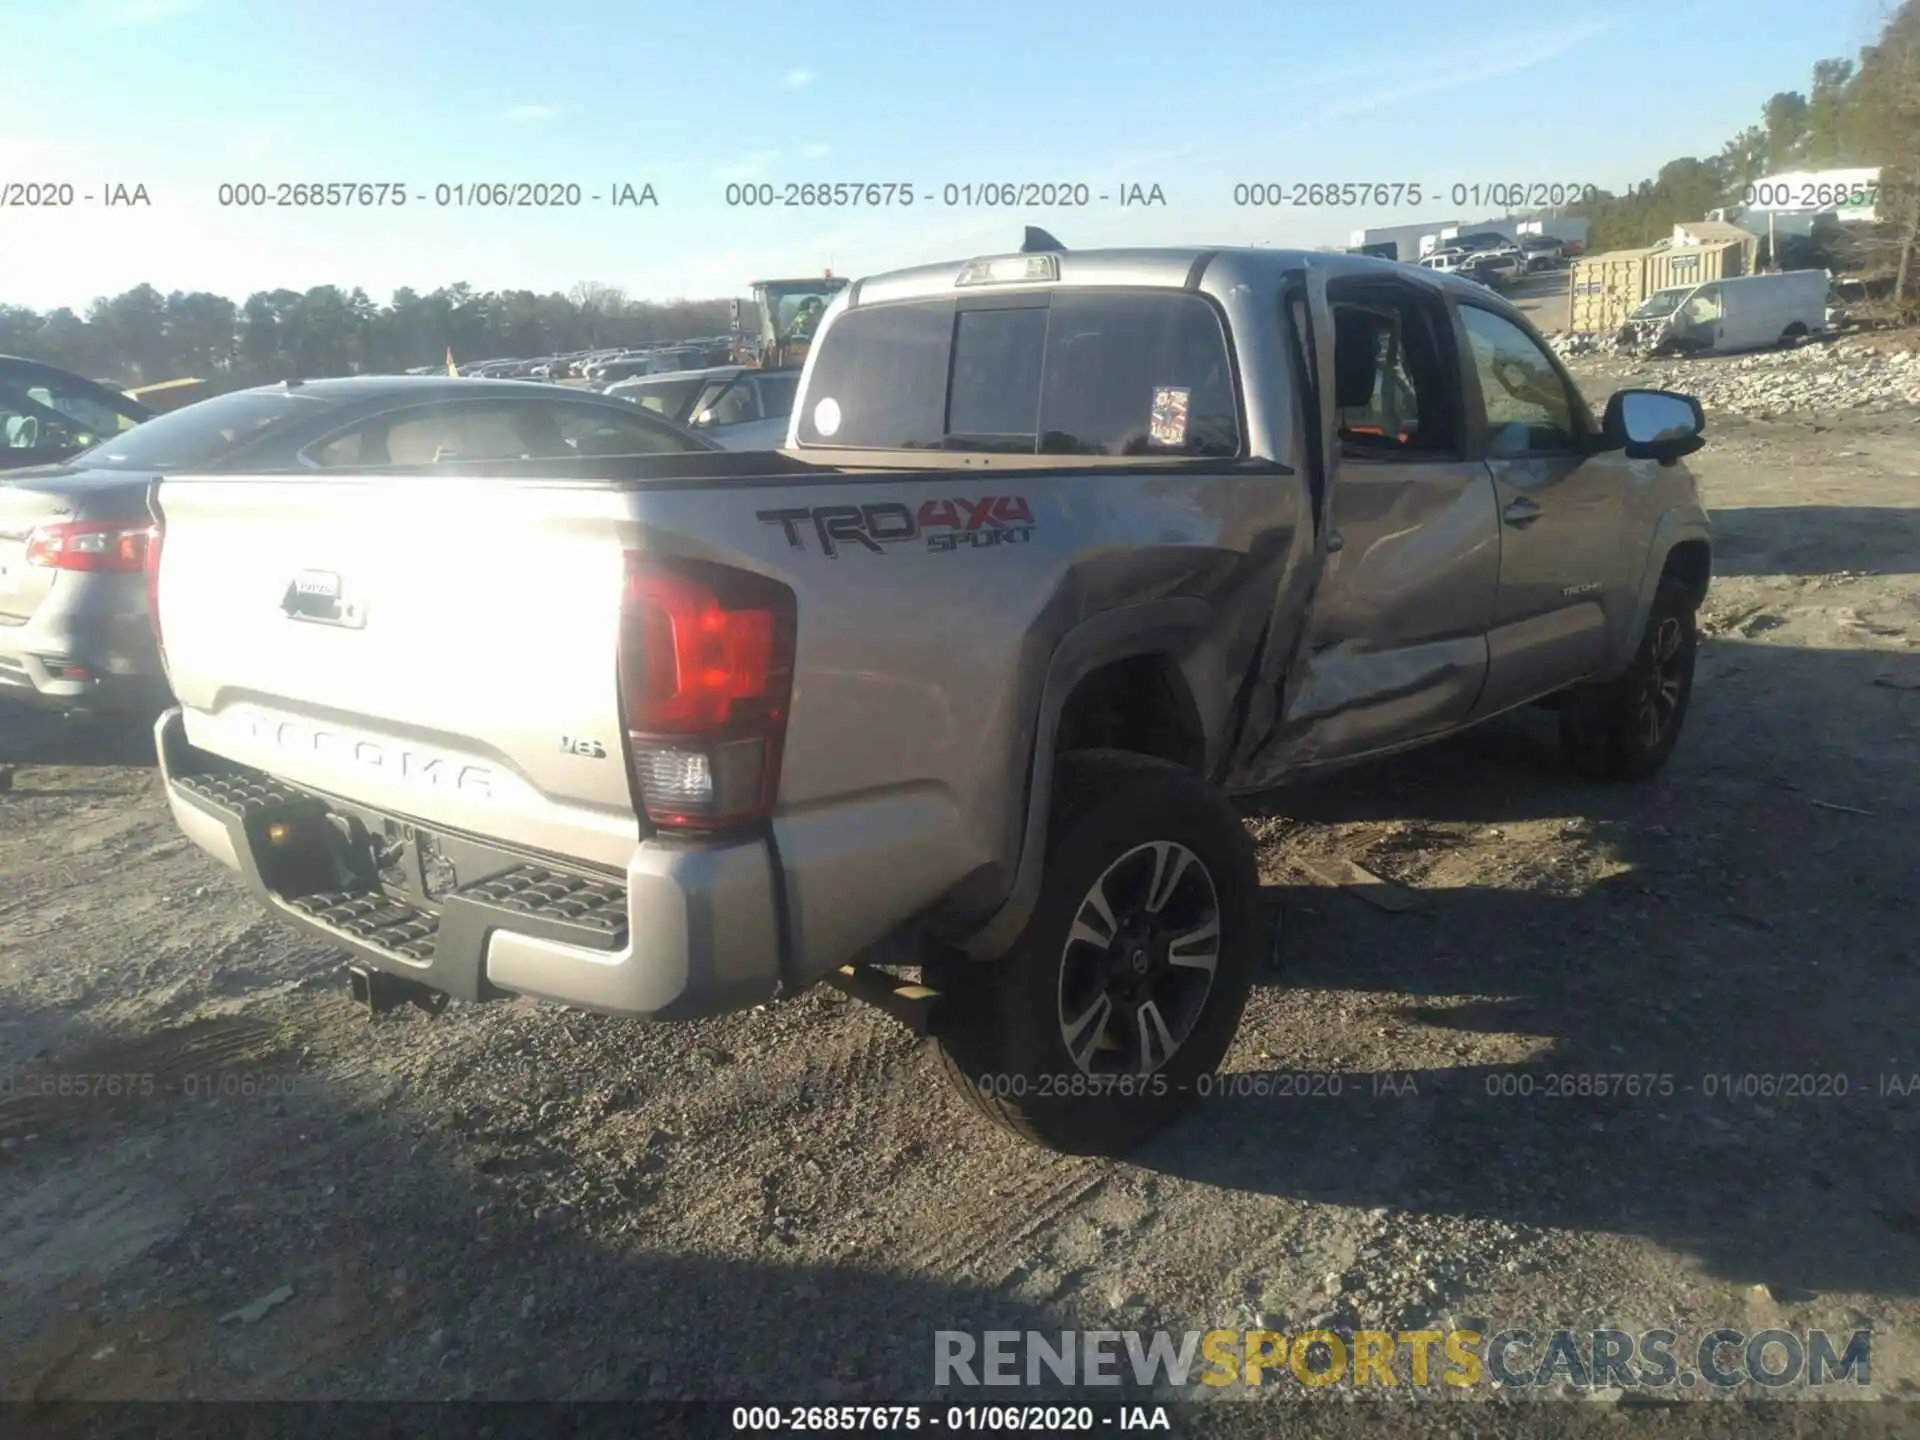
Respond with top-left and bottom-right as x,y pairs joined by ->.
153,475 -> 644,871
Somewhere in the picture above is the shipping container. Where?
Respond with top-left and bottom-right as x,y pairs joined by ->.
1648,241 -> 1744,296
1568,241 -> 1743,333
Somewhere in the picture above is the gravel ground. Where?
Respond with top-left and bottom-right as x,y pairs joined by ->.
2,361 -> 1918,1432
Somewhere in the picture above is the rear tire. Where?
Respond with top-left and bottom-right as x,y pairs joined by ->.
1559,576 -> 1698,781
931,752 -> 1261,1156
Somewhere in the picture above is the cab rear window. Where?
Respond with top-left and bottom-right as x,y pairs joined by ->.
794,290 -> 1240,456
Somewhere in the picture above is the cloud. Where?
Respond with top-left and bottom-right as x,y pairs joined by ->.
506,104 -> 559,122
782,68 -> 816,88
79,0 -> 205,24
801,144 -> 831,160
713,149 -> 782,182
1281,18 -> 1614,127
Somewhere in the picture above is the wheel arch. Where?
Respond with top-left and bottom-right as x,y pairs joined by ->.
957,600 -> 1223,959
1607,515 -> 1712,677
1662,536 -> 1711,608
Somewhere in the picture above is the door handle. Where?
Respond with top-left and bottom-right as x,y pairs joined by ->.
1502,497 -> 1542,527
1324,530 -> 1344,553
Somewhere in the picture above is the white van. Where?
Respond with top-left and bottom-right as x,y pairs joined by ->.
1626,270 -> 1830,355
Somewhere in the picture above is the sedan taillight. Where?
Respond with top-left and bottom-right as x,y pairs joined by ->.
25,520 -> 153,572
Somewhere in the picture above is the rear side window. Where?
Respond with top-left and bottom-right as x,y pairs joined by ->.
307,398 -> 704,467
1041,292 -> 1238,455
795,290 -> 1239,456
796,301 -> 952,448
66,389 -> 322,470
948,307 -> 1047,448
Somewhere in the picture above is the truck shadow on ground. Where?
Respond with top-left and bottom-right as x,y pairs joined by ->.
0,1006 -> 1100,1408
1708,505 -> 1920,577
1145,635 -> 1920,1303
0,700 -> 158,771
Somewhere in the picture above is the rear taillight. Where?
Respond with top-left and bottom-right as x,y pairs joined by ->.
144,520 -> 167,666
25,519 -> 153,573
617,554 -> 796,831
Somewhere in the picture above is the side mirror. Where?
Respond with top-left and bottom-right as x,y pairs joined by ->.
692,409 -> 715,427
1602,388 -> 1705,464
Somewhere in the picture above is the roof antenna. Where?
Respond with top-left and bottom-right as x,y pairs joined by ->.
1021,226 -> 1066,253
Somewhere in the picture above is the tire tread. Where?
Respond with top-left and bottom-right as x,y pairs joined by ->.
1560,575 -> 1697,781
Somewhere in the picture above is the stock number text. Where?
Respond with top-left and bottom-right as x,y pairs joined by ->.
1235,182 -> 1424,207
725,181 -> 916,207
1484,1072 -> 1675,1099
218,182 -> 409,208
1745,181 -> 1877,210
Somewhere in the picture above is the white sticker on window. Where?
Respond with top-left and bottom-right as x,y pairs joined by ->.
813,397 -> 842,437
1149,386 -> 1190,448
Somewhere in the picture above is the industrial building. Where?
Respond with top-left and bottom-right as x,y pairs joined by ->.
1345,219 -> 1462,262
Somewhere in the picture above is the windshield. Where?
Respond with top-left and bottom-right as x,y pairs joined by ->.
1632,288 -> 1692,320
26,385 -> 142,435
767,284 -> 842,340
67,389 -> 319,469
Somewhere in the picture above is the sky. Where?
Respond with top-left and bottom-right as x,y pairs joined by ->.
0,0 -> 1888,314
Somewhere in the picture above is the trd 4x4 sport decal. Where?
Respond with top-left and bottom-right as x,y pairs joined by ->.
757,496 -> 1036,558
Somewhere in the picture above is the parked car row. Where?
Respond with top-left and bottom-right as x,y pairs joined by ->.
1413,231 -> 1572,290
409,339 -> 739,386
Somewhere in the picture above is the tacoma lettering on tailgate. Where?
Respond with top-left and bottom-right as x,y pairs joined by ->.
757,496 -> 1035,558
240,714 -> 496,799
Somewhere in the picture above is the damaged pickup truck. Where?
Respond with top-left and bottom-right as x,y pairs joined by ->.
145,238 -> 1712,1156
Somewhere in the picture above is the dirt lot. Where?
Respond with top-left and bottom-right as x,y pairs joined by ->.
2,351 -> 1917,1430
1505,266 -> 1571,334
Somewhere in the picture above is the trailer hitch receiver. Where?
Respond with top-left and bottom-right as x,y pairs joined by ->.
345,961 -> 450,1018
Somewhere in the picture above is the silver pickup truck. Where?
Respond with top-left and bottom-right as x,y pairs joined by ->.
147,241 -> 1711,1156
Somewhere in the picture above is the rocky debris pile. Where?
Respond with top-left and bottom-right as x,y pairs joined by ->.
1547,330 -> 1627,359
1545,332 -> 1920,416
1636,341 -> 1920,417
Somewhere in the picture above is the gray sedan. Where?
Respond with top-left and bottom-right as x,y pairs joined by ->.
0,376 -> 716,716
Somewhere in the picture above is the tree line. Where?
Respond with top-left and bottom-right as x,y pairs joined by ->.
1566,0 -> 1920,295
0,280 -> 734,389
